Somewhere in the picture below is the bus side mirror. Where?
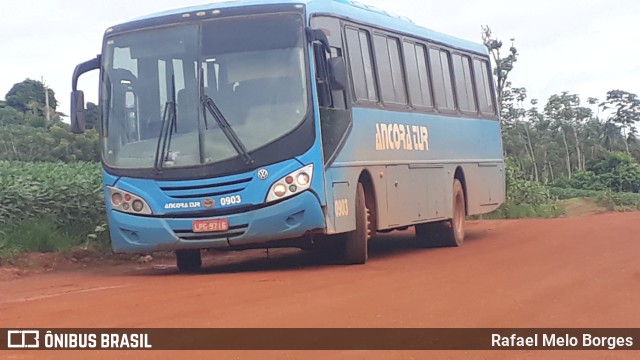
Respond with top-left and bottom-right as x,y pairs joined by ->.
328,57 -> 348,91
307,28 -> 330,50
71,90 -> 86,134
70,55 -> 101,134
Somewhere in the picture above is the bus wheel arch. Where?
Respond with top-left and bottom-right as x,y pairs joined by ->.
454,166 -> 468,216
358,170 -> 378,231
415,170 -> 466,248
342,171 -> 376,264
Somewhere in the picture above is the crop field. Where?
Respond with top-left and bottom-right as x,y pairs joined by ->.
0,162 -> 106,258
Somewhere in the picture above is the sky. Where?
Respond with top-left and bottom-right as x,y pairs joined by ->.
1,0 -> 639,116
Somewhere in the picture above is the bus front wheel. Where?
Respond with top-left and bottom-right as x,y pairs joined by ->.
416,179 -> 465,247
343,183 -> 372,264
176,249 -> 202,273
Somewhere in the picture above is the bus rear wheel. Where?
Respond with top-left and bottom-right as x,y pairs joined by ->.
415,179 -> 465,247
343,183 -> 372,264
176,249 -> 202,273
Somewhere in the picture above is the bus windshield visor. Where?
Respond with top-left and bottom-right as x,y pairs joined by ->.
101,13 -> 308,171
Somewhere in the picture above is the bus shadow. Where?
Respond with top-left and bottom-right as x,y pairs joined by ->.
134,228 -> 486,276
369,227 -> 485,256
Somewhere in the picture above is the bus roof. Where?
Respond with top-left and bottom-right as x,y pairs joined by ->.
124,0 -> 487,55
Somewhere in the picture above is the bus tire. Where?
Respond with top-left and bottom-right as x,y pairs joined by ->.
176,249 -> 202,273
415,179 -> 465,247
343,183 -> 371,264
449,179 -> 466,246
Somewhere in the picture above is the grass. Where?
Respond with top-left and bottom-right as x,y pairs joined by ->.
0,218 -> 110,262
550,187 -> 640,211
480,188 -> 640,220
477,201 -> 565,220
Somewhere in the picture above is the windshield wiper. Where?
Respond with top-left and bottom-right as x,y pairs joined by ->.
199,70 -> 254,165
154,75 -> 178,173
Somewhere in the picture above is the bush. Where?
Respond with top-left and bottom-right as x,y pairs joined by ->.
485,158 -> 564,219
549,187 -> 603,200
549,187 -> 640,211
597,190 -> 640,211
0,162 -> 108,260
484,202 -> 564,219
0,162 -> 105,227
0,124 -> 100,162
554,171 -> 607,191
553,152 -> 640,193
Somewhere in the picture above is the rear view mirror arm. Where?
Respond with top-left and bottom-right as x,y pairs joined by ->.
72,55 -> 101,91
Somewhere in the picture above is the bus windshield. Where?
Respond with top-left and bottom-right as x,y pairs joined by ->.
101,13 -> 309,173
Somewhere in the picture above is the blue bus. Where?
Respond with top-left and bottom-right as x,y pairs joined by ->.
70,0 -> 504,272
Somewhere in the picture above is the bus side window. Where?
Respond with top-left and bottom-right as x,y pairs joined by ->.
452,53 -> 477,113
429,47 -> 456,112
345,27 -> 377,103
473,58 -> 496,116
328,46 -> 347,110
313,39 -> 347,110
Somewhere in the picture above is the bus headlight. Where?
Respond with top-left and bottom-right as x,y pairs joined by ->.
273,184 -> 288,198
107,186 -> 153,215
297,172 -> 310,186
266,164 -> 313,203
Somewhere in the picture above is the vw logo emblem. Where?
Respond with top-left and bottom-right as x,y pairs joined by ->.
257,169 -> 269,180
203,198 -> 215,209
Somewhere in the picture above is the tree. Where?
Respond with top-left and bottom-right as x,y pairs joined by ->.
481,25 -> 518,112
85,102 -> 99,130
544,92 -> 592,178
0,107 -> 26,126
5,79 -> 58,117
587,152 -> 640,193
601,90 -> 640,153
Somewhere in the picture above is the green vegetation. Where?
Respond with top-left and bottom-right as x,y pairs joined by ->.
480,159 -> 564,219
0,125 -> 99,162
0,162 -> 107,260
0,79 -> 106,260
0,219 -> 95,259
489,151 -> 640,219
5,79 -> 58,116
484,28 -> 640,184
553,152 -> 640,193
0,162 -> 104,224
550,187 -> 640,211
0,79 -> 100,163
480,27 -> 639,219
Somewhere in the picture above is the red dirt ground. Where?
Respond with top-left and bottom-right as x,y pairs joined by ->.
1,212 -> 639,359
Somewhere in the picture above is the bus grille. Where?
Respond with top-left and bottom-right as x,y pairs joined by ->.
158,177 -> 252,199
173,224 -> 248,241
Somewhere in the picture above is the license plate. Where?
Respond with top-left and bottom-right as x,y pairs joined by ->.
192,219 -> 229,233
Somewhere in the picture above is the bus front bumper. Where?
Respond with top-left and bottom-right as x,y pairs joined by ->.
107,192 -> 325,253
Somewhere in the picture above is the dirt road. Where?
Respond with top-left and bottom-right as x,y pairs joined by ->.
1,212 -> 639,359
